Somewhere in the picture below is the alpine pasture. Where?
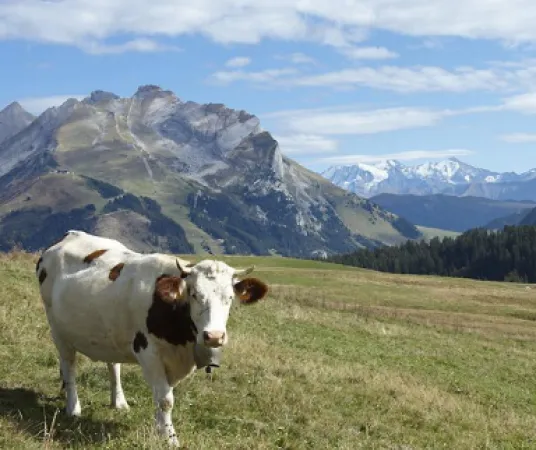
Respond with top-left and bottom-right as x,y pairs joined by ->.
0,251 -> 535,449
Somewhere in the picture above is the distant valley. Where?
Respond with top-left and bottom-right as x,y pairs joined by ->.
370,194 -> 536,232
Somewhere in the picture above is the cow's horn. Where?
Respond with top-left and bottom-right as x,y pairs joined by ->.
234,265 -> 255,276
176,259 -> 193,275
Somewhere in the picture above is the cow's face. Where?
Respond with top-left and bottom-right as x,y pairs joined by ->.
177,260 -> 268,348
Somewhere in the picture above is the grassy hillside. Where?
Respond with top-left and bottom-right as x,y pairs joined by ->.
1,253 -> 535,448
416,225 -> 461,241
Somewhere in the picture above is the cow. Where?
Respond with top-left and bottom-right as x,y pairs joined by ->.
36,230 -> 268,446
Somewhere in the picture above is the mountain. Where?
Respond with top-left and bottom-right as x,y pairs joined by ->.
0,86 -> 422,256
371,193 -> 536,232
520,207 -> 536,226
0,102 -> 35,145
485,205 -> 536,229
322,158 -> 536,201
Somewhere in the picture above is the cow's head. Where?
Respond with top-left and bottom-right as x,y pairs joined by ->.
176,259 -> 268,348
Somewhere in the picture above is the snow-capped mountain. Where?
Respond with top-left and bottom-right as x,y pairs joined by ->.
0,86 -> 421,256
322,158 -> 536,200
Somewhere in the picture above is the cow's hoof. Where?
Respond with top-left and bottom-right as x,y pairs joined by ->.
111,399 -> 130,411
66,405 -> 81,417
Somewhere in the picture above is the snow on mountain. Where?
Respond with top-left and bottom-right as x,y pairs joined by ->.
322,158 -> 536,199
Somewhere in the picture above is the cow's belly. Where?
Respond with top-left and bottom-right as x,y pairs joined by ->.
61,330 -> 138,363
49,297 -> 139,363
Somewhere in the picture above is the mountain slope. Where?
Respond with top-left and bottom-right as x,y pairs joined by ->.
519,207 -> 536,226
323,158 -> 536,201
370,193 -> 536,232
0,102 -> 35,145
0,86 -> 421,256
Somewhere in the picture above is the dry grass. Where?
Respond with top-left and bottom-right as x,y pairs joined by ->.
0,252 -> 535,449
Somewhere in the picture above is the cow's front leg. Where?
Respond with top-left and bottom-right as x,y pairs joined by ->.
107,363 -> 129,410
134,340 -> 178,446
152,381 -> 177,445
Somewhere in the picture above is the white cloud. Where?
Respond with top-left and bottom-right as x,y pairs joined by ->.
209,62 -> 536,93
499,132 -> 536,143
81,38 -> 181,55
412,38 -> 446,50
274,134 -> 338,155
4,1 -> 536,53
209,68 -> 297,85
18,94 -> 86,115
503,92 -> 536,113
339,46 -> 398,60
225,57 -> 251,68
317,149 -> 475,165
265,106 -> 446,135
276,52 -> 316,65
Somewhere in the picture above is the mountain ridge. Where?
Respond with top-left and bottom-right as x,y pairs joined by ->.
323,158 -> 536,201
0,102 -> 36,147
0,86 -> 422,256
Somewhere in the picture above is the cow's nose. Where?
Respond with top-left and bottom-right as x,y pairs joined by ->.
203,331 -> 225,348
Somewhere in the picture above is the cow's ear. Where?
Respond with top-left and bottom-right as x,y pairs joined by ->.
233,278 -> 268,304
155,275 -> 187,303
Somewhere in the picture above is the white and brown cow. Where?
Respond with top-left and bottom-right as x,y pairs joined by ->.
36,230 -> 268,446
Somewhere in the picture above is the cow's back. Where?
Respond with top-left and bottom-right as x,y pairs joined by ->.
37,231 -> 134,306
36,231 -> 192,364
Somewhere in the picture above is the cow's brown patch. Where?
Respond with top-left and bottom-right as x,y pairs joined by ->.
83,249 -> 108,264
38,268 -> 47,285
234,277 -> 269,304
146,275 -> 196,346
109,263 -> 125,281
133,331 -> 148,353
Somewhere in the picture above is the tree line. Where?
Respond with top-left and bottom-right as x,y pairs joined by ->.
328,226 -> 536,283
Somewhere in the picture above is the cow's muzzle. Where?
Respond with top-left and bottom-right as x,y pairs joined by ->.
203,331 -> 226,348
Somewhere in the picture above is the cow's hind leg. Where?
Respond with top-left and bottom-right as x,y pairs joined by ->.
133,341 -> 178,447
59,352 -> 81,417
107,363 -> 129,410
51,330 -> 81,417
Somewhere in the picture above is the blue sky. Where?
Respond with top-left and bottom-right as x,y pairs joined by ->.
2,1 -> 536,174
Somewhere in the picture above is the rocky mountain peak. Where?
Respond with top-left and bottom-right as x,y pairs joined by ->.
0,87 -> 422,256
84,90 -> 120,104
0,102 -> 35,146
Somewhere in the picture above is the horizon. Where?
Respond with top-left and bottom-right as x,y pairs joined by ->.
2,1 -> 536,174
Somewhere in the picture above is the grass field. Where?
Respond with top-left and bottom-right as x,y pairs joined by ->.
1,252 -> 535,449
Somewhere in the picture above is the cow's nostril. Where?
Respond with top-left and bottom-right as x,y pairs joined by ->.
203,331 -> 211,341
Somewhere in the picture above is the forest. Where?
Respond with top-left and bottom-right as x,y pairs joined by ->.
328,226 -> 536,283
